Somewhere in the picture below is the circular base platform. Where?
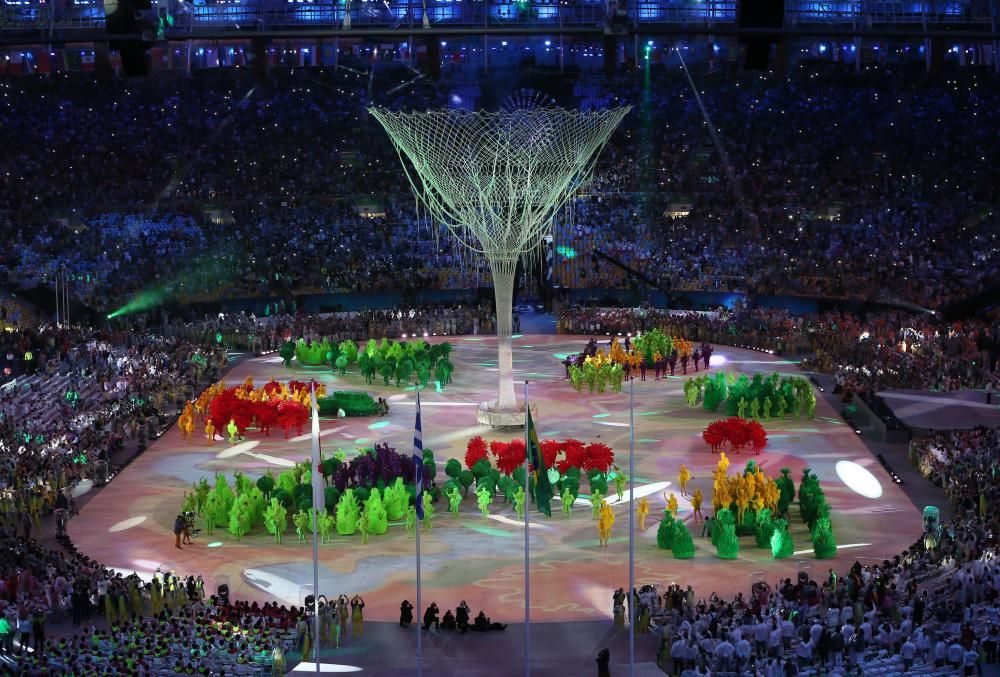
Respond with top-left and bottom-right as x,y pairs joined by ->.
476,401 -> 537,428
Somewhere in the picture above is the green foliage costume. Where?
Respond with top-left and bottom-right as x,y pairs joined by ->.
335,489 -> 360,536
514,487 -> 526,520
771,518 -> 794,559
476,486 -> 493,520
561,487 -> 573,516
363,489 -> 388,535
446,485 -> 461,519
811,517 -> 837,559
263,498 -> 287,543
590,490 -> 603,520
671,521 -> 695,559
714,509 -> 739,559
422,493 -> 435,531
405,505 -> 417,537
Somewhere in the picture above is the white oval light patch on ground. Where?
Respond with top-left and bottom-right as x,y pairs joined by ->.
835,460 -> 883,499
108,515 -> 147,532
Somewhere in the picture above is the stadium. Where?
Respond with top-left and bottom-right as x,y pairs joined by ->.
0,2 -> 999,674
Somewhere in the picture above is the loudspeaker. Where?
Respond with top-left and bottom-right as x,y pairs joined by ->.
738,0 -> 784,70
251,37 -> 269,80
427,37 -> 441,80
105,0 -> 152,76
603,35 -> 617,76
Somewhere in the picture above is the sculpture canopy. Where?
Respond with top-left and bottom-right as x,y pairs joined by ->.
370,105 -> 630,422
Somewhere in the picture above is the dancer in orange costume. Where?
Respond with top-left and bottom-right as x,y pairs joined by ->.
205,419 -> 216,445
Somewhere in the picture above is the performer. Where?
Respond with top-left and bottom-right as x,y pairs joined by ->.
227,419 -> 239,444
665,492 -> 679,517
691,488 -> 704,522
701,343 -> 713,369
613,588 -> 626,631
204,419 -> 215,445
590,490 -> 604,520
513,486 -> 526,520
476,486 -> 492,520
350,595 -> 365,637
678,465 -> 691,496
613,468 -> 627,503
637,496 -> 650,531
598,502 -> 615,547
680,353 -> 689,375
405,505 -> 417,537
446,485 -> 462,519
561,487 -> 574,516
358,513 -> 370,545
668,351 -> 677,376
179,413 -> 194,442
422,493 -> 435,531
692,347 -> 701,372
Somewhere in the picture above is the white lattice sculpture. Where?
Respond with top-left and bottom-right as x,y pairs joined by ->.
370,105 -> 629,424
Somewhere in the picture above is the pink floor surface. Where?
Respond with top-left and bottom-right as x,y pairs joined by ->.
70,334 -> 922,623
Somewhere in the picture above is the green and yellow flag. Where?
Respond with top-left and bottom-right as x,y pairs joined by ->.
526,407 -> 553,517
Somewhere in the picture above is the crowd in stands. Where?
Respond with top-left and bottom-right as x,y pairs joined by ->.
910,427 -> 999,518
634,511 -> 999,676
159,304 -> 500,352
557,304 -> 1000,400
2,66 -> 999,314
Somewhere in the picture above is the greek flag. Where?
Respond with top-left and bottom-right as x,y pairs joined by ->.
413,388 -> 424,520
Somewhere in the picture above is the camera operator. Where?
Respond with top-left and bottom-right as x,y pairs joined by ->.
181,511 -> 197,545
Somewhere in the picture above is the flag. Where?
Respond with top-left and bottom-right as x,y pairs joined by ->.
310,383 -> 324,514
413,388 -> 425,519
526,406 -> 552,517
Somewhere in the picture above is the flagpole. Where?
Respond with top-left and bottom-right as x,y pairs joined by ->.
309,384 -> 321,675
414,386 -> 423,677
628,376 -> 635,676
523,380 -> 530,677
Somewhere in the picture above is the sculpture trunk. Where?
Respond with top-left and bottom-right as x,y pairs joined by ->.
490,258 -> 518,412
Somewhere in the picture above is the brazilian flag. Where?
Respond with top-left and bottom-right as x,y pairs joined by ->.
526,407 -> 553,517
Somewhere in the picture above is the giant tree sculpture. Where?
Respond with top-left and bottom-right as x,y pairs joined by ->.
370,105 -> 629,426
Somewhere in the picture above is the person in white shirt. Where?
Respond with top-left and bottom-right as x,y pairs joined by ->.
810,621 -> 823,645
934,638 -> 948,668
962,648 -> 979,676
735,636 -> 751,671
900,637 -> 916,671
795,638 -> 814,669
780,616 -> 795,650
671,638 -> 688,676
859,619 -> 872,644
754,618 -> 770,655
712,638 -> 735,672
947,641 -> 965,668
768,623 -> 783,659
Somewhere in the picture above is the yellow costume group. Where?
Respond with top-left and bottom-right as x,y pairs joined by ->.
711,453 -> 781,521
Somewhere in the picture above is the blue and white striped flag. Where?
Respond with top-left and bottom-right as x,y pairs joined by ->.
413,388 -> 425,520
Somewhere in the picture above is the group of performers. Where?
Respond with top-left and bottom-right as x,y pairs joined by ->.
565,336 -> 713,381
175,376 -> 322,445
584,464 -> 704,547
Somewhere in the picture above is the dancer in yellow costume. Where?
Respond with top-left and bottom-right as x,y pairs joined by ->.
598,502 -> 615,547
691,488 -> 704,522
678,465 -> 691,496
637,496 -> 650,531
